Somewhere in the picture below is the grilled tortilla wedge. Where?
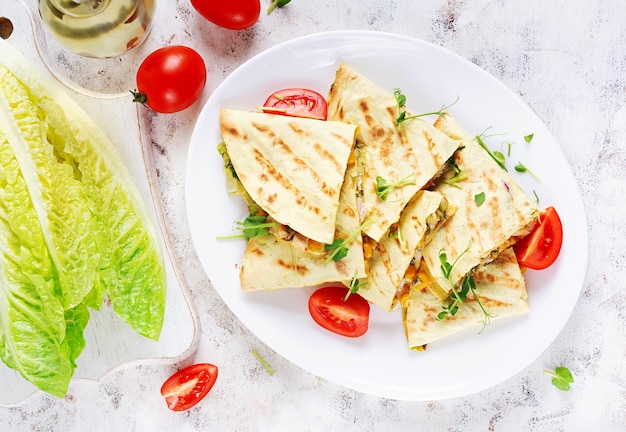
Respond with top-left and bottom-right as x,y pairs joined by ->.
326,62 -> 461,242
357,190 -> 453,311
419,114 -> 541,301
403,247 -> 529,349
239,150 -> 365,291
220,108 -> 357,244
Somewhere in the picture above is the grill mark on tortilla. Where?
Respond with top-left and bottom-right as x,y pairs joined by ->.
315,137 -> 346,174
277,258 -> 309,276
251,121 -> 276,139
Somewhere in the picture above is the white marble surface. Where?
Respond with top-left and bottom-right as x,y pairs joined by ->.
1,0 -> 625,430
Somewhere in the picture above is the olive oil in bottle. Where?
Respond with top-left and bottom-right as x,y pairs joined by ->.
38,0 -> 155,58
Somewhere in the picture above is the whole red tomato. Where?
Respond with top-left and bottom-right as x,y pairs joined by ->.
133,46 -> 206,114
190,0 -> 260,30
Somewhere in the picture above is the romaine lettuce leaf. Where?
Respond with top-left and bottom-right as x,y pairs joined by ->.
0,38 -> 166,397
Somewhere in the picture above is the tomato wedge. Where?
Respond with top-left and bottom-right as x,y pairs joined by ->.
514,206 -> 563,270
308,286 -> 370,337
160,363 -> 218,411
262,88 -> 328,120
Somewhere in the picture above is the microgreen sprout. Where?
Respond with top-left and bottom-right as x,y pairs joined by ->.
393,89 -> 459,128
475,133 -> 507,171
267,0 -> 291,14
375,174 -> 416,200
544,366 -> 574,391
344,277 -> 366,301
514,162 -> 540,181
474,192 -> 486,206
324,221 -> 371,264
524,133 -> 534,143
533,189 -> 540,204
216,215 -> 276,240
251,349 -> 275,376
436,241 -> 493,329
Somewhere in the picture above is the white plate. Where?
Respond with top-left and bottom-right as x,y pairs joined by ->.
185,31 -> 588,401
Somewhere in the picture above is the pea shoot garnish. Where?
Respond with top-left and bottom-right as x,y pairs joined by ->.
474,192 -> 486,206
344,277 -> 366,301
393,89 -> 459,128
436,242 -> 493,329
544,366 -> 574,391
514,162 -> 540,181
217,215 -> 276,240
267,0 -> 291,14
375,174 -> 416,200
475,134 -> 507,171
324,221 -> 371,264
251,349 -> 275,376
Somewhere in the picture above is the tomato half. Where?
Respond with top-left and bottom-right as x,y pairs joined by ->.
308,286 -> 370,337
514,206 -> 563,270
262,88 -> 328,120
160,363 -> 218,411
133,46 -> 206,114
190,0 -> 260,30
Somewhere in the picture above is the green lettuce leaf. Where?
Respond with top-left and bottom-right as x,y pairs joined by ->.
0,38 -> 166,397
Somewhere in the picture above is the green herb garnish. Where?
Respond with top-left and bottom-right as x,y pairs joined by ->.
267,0 -> 291,14
251,349 -> 275,376
514,162 -> 540,181
344,277 -> 366,301
475,134 -> 508,171
393,89 -> 459,128
436,241 -> 493,328
217,215 -> 276,240
524,133 -> 534,143
474,192 -> 486,206
544,366 -> 574,391
533,189 -> 540,204
324,221 -> 371,264
375,174 -> 416,200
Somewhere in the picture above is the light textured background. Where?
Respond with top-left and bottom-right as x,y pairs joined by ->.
1,0 -> 625,430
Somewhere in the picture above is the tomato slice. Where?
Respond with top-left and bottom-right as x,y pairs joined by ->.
160,363 -> 218,411
308,286 -> 370,337
514,206 -> 563,270
262,88 -> 328,120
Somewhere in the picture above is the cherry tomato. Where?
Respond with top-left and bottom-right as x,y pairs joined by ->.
190,0 -> 260,30
514,206 -> 563,270
262,88 -> 328,120
308,286 -> 370,337
160,363 -> 218,411
133,46 -> 206,114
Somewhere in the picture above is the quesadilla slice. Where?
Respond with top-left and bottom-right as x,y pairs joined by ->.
403,247 -> 529,349
419,114 -> 541,301
357,190 -> 453,311
239,151 -> 366,291
220,108 -> 357,244
326,62 -> 461,242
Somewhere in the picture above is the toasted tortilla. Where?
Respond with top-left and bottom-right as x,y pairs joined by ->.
403,247 -> 529,349
420,114 -> 541,301
220,108 -> 357,244
326,63 -> 460,242
239,152 -> 365,291
357,190 -> 451,311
